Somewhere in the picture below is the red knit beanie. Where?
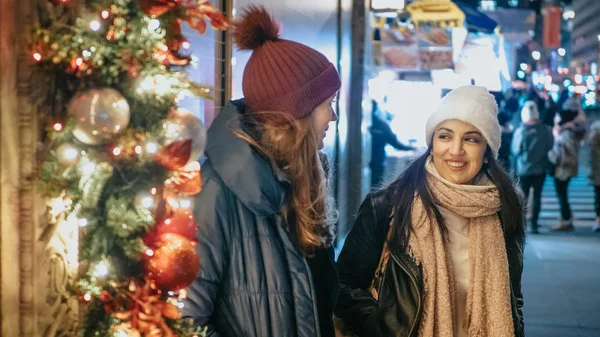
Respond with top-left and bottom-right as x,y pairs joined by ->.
232,5 -> 341,125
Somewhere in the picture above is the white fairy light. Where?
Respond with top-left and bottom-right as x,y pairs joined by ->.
148,19 -> 160,31
146,142 -> 158,154
90,20 -> 101,31
92,260 -> 110,278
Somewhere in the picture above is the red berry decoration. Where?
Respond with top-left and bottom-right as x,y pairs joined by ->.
146,233 -> 199,291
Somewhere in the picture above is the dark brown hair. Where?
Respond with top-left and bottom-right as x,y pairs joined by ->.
386,147 -> 525,252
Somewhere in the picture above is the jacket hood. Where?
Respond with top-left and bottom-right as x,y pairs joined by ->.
204,99 -> 287,216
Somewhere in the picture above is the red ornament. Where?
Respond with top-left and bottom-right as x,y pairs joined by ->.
143,228 -> 160,249
154,139 -> 192,171
164,161 -> 202,196
138,0 -> 179,17
146,233 -> 199,291
100,290 -> 112,302
156,208 -> 197,241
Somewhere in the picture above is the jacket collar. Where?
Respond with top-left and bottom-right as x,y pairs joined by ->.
205,99 -> 287,216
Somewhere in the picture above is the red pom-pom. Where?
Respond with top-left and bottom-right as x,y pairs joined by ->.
232,5 -> 280,50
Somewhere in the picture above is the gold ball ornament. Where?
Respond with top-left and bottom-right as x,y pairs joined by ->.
68,88 -> 130,145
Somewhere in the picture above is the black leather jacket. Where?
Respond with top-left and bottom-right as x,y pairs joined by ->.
335,190 -> 525,337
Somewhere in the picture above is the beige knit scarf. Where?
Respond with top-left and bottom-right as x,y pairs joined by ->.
408,158 -> 514,337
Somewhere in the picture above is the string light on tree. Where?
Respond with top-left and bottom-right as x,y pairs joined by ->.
92,260 -> 110,278
148,19 -> 160,31
89,20 -> 101,31
33,52 -> 42,61
146,141 -> 158,154
134,191 -> 157,211
81,161 -> 96,175
53,122 -> 63,131
56,143 -> 80,166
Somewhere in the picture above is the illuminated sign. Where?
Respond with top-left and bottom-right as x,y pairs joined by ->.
371,0 -> 406,11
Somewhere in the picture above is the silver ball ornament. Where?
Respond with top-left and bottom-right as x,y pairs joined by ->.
68,88 -> 130,145
162,109 -> 206,163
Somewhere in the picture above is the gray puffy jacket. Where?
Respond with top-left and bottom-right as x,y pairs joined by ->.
511,122 -> 554,176
549,121 -> 587,181
589,120 -> 600,185
182,100 -> 336,337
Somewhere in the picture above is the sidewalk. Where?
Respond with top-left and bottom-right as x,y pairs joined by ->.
523,231 -> 600,337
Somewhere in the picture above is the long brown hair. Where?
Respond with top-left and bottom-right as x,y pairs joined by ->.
386,146 -> 525,253
235,111 -> 337,256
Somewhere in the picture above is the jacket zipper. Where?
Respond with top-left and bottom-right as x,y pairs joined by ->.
390,253 -> 422,337
302,254 -> 321,337
273,214 -> 321,337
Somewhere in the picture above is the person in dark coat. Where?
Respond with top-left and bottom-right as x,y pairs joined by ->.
497,111 -> 514,172
335,86 -> 525,337
182,6 -> 341,337
370,100 -> 415,190
548,108 -> 587,231
503,88 -> 520,116
511,101 -> 554,234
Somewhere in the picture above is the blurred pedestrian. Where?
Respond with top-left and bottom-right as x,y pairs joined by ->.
511,101 -> 554,234
562,94 -> 586,122
503,88 -> 520,116
497,110 -> 514,172
543,98 -> 558,127
556,87 -> 569,112
548,109 -> 587,231
335,86 -> 525,337
183,6 -> 341,337
588,120 -> 600,232
370,100 -> 415,190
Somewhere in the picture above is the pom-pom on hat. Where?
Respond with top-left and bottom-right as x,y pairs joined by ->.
425,85 -> 501,157
232,5 -> 341,125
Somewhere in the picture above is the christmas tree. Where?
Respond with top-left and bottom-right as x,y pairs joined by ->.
31,0 -> 226,335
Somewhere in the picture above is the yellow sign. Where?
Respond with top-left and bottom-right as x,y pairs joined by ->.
406,0 -> 465,29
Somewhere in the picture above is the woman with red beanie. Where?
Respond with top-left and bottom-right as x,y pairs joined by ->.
182,5 -> 341,337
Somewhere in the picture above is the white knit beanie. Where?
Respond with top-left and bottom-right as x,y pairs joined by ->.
425,85 -> 501,157
521,100 -> 539,123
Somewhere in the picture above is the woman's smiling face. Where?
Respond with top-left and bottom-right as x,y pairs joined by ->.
431,119 -> 488,185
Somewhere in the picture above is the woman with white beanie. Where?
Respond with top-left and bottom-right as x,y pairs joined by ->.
335,86 -> 525,337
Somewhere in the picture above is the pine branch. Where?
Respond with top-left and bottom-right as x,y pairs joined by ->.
105,195 -> 154,237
